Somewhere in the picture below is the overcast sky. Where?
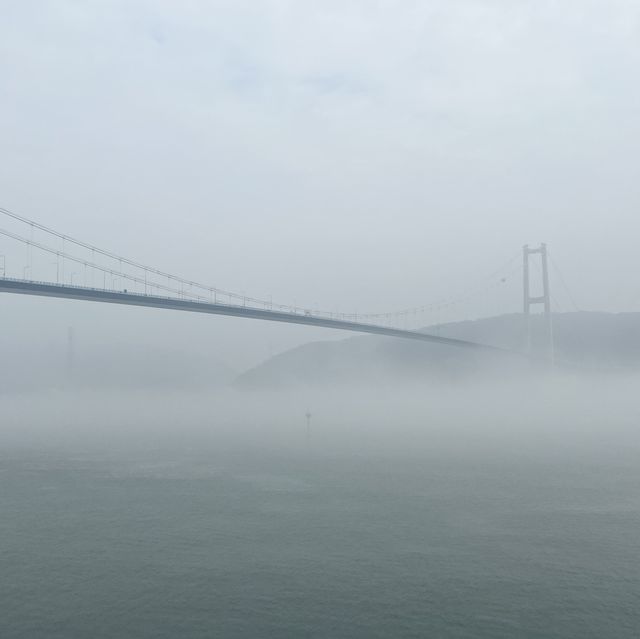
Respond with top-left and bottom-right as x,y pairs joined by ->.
1,1 -> 639,368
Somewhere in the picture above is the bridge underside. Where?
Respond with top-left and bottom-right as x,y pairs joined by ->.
0,278 -> 509,354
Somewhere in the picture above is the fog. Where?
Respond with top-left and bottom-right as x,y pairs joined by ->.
3,4 -> 640,636
2,377 -> 639,463
2,1 -> 640,366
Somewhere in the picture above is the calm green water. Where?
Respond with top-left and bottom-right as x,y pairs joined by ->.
1,446 -> 639,638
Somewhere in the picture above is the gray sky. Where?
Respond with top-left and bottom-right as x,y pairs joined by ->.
1,1 -> 639,368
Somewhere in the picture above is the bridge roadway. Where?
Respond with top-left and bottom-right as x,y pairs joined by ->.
0,278 -> 509,354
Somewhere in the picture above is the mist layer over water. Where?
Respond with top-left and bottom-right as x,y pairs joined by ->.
2,379 -> 640,638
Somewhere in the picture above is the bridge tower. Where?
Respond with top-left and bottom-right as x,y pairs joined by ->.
523,243 -> 554,365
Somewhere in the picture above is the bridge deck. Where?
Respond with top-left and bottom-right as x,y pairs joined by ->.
0,278 -> 509,353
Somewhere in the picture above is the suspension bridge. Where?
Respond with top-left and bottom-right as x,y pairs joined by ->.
0,207 -> 563,358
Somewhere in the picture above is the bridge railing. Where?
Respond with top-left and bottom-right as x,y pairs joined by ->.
0,275 -> 389,329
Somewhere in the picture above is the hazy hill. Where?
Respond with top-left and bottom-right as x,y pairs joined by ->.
234,312 -> 640,389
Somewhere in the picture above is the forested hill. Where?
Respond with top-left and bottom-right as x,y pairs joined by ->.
235,312 -> 640,388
